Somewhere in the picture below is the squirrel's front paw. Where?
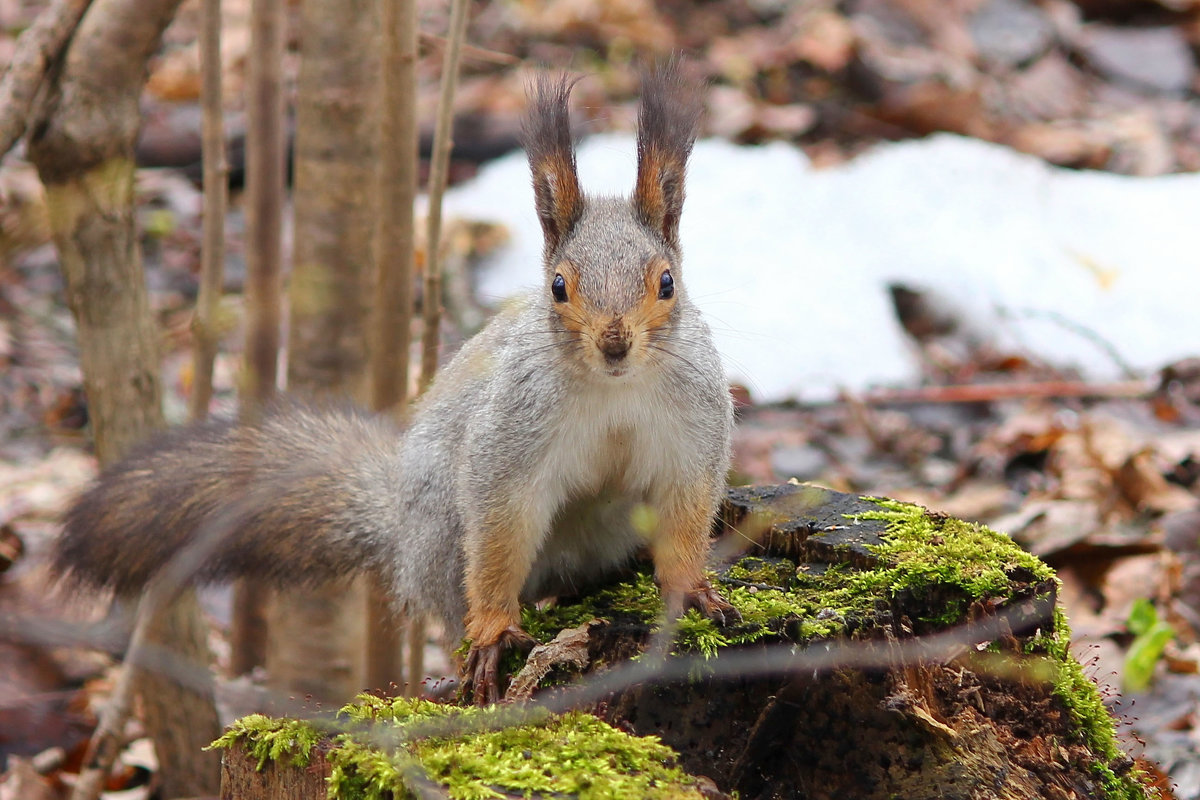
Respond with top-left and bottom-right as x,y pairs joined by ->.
671,583 -> 742,627
462,626 -> 536,706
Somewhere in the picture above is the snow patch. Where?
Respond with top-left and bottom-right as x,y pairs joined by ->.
443,133 -> 1200,402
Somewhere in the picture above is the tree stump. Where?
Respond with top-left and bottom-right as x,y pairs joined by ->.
216,484 -> 1155,800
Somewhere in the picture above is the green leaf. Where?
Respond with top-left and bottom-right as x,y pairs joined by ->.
1127,597 -> 1158,637
1124,620 -> 1174,693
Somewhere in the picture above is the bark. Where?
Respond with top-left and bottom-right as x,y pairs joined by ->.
26,0 -> 178,464
26,0 -> 222,796
0,0 -> 93,159
266,0 -> 381,703
229,0 -> 287,677
220,745 -> 331,800
365,0 -> 419,695
285,0 -> 380,397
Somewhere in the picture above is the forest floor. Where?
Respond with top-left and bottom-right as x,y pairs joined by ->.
2,0 -> 1200,797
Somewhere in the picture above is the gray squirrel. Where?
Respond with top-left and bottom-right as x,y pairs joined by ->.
54,62 -> 739,704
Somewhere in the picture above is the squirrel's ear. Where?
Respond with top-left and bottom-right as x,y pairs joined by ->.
634,61 -> 702,251
523,75 -> 584,255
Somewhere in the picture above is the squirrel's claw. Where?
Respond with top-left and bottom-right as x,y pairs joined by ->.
463,626 -> 536,706
676,583 -> 742,627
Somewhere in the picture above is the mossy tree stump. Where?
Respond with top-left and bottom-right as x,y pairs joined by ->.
217,484 -> 1154,800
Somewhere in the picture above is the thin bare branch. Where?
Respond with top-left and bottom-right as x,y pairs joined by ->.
419,0 -> 470,391
0,0 -> 93,159
418,31 -> 518,66
189,0 -> 228,422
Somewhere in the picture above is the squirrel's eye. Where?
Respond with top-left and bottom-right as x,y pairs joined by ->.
552,273 -> 568,303
658,271 -> 674,300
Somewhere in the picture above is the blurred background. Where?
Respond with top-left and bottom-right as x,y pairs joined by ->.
2,0 -> 1200,797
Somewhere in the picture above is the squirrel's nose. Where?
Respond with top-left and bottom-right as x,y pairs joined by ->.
599,328 -> 629,361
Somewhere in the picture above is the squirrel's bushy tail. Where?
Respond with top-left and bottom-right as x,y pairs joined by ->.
54,401 -> 404,595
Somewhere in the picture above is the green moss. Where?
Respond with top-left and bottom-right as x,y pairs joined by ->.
213,697 -> 704,800
208,714 -> 322,769
852,498 -> 1054,618
724,556 -> 795,587
516,496 -> 1060,656
521,572 -> 663,643
673,610 -> 729,658
1020,607 -> 1149,800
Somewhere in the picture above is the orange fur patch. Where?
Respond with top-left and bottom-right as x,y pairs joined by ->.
532,153 -> 583,246
651,482 -> 716,596
548,261 -> 591,335
626,257 -> 676,335
635,145 -> 670,228
464,505 -> 538,644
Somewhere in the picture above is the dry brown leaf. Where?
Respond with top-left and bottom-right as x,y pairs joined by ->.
788,9 -> 857,73
1116,449 -> 1199,514
1058,566 -> 1109,638
510,0 -> 676,51
0,757 -> 57,800
505,620 -> 599,702
992,499 -> 1102,557
1101,554 -> 1171,630
0,523 -> 22,573
1007,123 -> 1105,167
930,482 -> 1013,522
146,47 -> 202,102
1165,641 -> 1200,674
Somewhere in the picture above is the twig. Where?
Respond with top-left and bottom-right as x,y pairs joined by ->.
418,0 -> 470,391
418,31 -> 518,66
0,0 -> 94,159
998,306 -> 1141,380
69,579 -> 179,800
67,496 -> 253,800
5,590 -> 1054,737
364,593 -> 1059,749
188,0 -> 227,422
860,379 -> 1152,406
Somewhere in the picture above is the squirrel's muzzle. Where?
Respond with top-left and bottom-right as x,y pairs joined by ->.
599,323 -> 630,362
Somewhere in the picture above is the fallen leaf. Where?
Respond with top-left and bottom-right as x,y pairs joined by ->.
506,620 -> 599,702
0,757 -> 57,800
1116,449 -> 1199,514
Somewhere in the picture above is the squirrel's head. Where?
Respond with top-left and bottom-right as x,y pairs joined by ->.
523,63 -> 702,379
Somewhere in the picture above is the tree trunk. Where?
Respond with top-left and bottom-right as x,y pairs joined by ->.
26,0 -> 222,795
366,0 -> 419,695
266,0 -> 382,704
229,0 -> 287,678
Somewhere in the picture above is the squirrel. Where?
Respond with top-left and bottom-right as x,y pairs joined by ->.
53,62 -> 739,704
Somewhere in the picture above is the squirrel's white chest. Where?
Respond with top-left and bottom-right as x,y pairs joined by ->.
541,380 -> 685,499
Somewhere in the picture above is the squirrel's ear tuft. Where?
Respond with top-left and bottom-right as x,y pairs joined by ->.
634,60 -> 702,252
523,75 -> 584,255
